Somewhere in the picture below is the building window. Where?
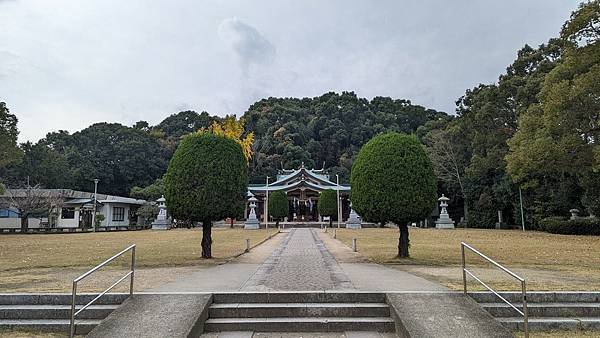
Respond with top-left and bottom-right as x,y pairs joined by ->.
61,208 -> 75,219
112,207 -> 125,222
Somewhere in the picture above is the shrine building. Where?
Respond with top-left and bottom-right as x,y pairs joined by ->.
247,164 -> 351,223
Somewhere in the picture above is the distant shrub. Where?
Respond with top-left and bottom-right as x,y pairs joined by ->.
540,216 -> 600,236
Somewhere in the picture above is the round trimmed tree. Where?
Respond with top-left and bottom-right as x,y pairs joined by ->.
318,189 -> 338,228
351,132 -> 436,258
165,132 -> 248,258
269,191 -> 289,227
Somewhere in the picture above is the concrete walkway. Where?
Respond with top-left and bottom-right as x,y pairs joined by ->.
242,228 -> 353,291
152,228 -> 444,292
316,230 -> 446,291
92,228 -> 513,338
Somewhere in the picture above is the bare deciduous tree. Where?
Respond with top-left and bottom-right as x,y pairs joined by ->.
0,186 -> 64,232
425,129 -> 469,223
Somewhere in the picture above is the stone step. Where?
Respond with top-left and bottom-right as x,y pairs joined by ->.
209,303 -> 390,318
0,318 -> 101,335
212,292 -> 386,304
204,317 -> 396,332
469,291 -> 600,304
498,317 -> 600,331
0,304 -> 118,319
481,302 -> 600,318
0,293 -> 129,305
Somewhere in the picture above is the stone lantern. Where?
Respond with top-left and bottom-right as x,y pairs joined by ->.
435,194 -> 455,229
152,195 -> 171,230
569,208 -> 580,220
345,202 -> 362,229
244,196 -> 260,230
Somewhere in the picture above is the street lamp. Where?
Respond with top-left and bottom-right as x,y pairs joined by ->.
265,176 -> 270,229
336,174 -> 341,228
92,179 -> 99,232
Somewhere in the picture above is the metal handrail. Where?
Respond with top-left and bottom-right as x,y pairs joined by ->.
461,242 -> 528,338
69,244 -> 136,338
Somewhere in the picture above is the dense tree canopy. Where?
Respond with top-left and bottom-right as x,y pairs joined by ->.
268,191 -> 289,227
507,1 -> 600,220
130,177 -> 165,201
245,92 -> 446,184
1,92 -> 444,199
0,102 -> 22,169
165,132 -> 248,257
351,133 -> 437,257
317,189 -> 338,227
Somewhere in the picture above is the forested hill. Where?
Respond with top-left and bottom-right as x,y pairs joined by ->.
245,92 -> 447,183
0,92 -> 446,195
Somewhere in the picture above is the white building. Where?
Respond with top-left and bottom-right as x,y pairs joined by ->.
0,189 -> 147,230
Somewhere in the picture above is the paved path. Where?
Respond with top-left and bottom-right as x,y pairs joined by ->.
316,231 -> 446,291
152,228 -> 445,292
242,228 -> 353,291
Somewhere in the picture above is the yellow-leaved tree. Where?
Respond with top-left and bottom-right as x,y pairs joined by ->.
201,115 -> 254,163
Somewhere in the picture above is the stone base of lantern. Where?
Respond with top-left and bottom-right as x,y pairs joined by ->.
244,218 -> 260,230
152,218 -> 171,230
435,215 -> 455,229
345,210 -> 362,229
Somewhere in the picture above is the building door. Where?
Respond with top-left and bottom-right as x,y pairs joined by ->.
80,210 -> 92,228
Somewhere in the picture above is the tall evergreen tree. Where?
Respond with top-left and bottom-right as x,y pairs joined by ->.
318,189 -> 338,228
351,133 -> 437,257
165,133 -> 248,258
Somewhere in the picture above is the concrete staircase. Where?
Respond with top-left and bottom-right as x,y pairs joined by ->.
0,293 -> 127,335
204,292 -> 396,332
470,291 -> 600,331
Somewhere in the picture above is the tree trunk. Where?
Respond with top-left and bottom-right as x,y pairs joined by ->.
398,224 -> 410,258
329,218 -> 333,228
379,221 -> 385,228
201,220 -> 212,258
230,218 -> 234,228
275,219 -> 280,228
20,216 -> 29,232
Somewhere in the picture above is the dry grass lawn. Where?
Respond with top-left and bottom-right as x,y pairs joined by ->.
334,228 -> 600,291
0,228 -> 278,271
0,228 -> 277,292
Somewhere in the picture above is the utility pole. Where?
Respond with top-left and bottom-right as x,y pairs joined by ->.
264,176 -> 270,229
336,174 -> 341,228
92,179 -> 99,232
519,187 -> 525,231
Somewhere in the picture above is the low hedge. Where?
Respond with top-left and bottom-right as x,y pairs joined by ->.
540,216 -> 600,236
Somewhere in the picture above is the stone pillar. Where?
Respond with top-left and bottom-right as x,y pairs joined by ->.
495,210 -> 508,229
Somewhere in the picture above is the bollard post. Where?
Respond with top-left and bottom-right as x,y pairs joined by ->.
352,238 -> 357,252
333,228 -> 337,239
245,238 -> 250,252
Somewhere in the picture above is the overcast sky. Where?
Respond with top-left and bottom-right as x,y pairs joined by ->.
0,0 -> 579,142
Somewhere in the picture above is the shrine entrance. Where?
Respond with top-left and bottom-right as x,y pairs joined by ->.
247,164 -> 351,224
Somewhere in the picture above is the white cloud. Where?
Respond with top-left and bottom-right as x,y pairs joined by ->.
0,0 -> 579,142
